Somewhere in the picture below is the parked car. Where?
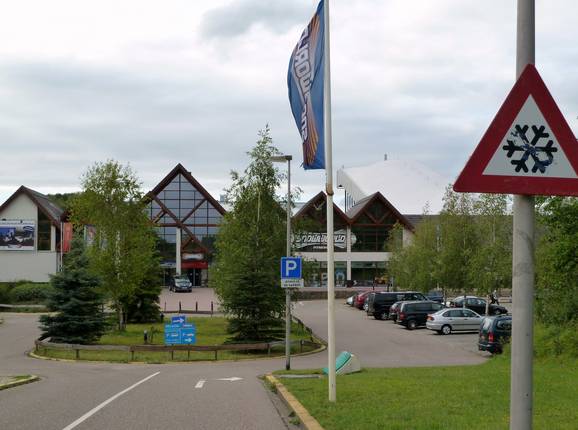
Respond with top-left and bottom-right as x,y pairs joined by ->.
397,301 -> 445,329
346,295 -> 355,306
426,308 -> 483,335
478,315 -> 512,353
354,291 -> 373,310
449,296 -> 508,316
388,301 -> 404,323
366,291 -> 428,320
169,276 -> 193,292
426,290 -> 444,304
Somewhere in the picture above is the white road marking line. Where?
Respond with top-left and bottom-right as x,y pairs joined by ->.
195,379 -> 206,389
216,377 -> 243,382
61,371 -> 160,430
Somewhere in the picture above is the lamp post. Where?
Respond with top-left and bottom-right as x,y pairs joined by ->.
270,154 -> 293,370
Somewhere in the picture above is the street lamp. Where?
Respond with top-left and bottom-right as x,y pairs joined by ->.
270,154 -> 293,370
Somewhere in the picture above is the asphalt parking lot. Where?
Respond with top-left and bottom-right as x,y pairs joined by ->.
294,299 -> 490,368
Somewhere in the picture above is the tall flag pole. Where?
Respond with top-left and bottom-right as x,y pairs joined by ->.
288,0 -> 336,401
322,0 -> 336,403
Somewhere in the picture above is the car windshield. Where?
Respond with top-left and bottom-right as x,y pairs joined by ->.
175,277 -> 189,283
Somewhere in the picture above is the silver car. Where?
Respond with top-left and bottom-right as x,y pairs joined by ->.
426,308 -> 483,335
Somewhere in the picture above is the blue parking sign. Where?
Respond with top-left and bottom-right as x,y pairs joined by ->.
281,257 -> 302,279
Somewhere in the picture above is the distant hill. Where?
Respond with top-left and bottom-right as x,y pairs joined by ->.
45,192 -> 78,210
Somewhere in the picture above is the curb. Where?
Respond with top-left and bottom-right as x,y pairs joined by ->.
266,374 -> 324,430
0,375 -> 40,391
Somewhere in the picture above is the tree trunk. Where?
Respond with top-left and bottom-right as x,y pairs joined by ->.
117,305 -> 126,331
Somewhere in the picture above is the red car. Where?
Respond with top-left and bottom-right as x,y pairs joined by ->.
354,291 -> 373,310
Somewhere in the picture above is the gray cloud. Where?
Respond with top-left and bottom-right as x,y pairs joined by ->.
200,0 -> 312,39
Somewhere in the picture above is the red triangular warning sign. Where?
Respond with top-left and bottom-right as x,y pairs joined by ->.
454,64 -> 578,196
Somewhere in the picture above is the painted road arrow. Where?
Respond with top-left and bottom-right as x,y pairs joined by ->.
216,377 -> 243,382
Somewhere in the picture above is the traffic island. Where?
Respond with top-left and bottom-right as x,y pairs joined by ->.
31,317 -> 325,363
0,375 -> 40,391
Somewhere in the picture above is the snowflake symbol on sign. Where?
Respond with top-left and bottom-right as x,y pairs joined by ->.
502,125 -> 558,173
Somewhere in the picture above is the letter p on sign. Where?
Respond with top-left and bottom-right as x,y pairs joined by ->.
281,257 -> 302,279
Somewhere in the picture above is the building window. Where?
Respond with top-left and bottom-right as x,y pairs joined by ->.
37,209 -> 51,251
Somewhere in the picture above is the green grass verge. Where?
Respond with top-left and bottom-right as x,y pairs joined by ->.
276,356 -> 578,430
36,317 -> 318,362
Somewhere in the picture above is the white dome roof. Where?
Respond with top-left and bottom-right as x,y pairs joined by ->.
336,159 -> 450,214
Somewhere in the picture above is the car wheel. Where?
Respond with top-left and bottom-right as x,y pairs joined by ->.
363,304 -> 368,312
441,325 -> 452,335
381,312 -> 388,321
494,309 -> 502,316
407,320 -> 417,330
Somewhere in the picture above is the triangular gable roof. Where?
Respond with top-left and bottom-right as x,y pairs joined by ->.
0,186 -> 64,228
147,163 -> 226,215
346,192 -> 414,231
293,191 -> 350,225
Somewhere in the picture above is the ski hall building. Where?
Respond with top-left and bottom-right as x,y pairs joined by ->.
293,191 -> 415,287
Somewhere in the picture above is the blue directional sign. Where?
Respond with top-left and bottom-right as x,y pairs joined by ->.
281,257 -> 302,279
164,325 -> 181,345
164,322 -> 196,345
171,315 -> 186,325
180,327 -> 196,345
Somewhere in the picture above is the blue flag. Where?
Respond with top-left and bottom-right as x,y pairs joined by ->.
288,0 -> 325,170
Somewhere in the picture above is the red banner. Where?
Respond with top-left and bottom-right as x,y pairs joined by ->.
62,222 -> 73,253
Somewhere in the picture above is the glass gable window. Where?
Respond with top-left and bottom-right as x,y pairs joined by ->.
37,209 -> 51,251
148,169 -> 224,255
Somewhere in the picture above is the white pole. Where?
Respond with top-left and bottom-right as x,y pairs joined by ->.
176,227 -> 182,276
285,157 -> 292,370
510,1 -> 535,429
323,0 -> 336,402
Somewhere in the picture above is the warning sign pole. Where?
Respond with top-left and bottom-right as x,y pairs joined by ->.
511,1 -> 535,429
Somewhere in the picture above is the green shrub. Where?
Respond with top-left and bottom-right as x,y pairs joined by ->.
9,283 -> 53,303
534,321 -> 578,358
0,284 -> 14,303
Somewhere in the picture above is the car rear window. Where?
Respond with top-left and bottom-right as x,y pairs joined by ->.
497,320 -> 512,330
481,318 -> 493,332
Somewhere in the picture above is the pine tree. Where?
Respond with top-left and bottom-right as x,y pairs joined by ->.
211,126 -> 286,341
39,236 -> 107,344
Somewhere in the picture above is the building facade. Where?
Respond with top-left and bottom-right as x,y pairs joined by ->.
146,164 -> 226,286
293,191 -> 414,287
0,186 -> 64,282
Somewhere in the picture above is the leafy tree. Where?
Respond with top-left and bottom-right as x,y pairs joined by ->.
70,161 -> 158,330
437,186 -> 478,295
210,126 -> 286,341
39,236 -> 107,344
536,196 -> 578,324
124,246 -> 163,323
467,194 -> 512,307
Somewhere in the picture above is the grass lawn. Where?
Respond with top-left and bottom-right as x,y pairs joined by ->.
276,356 -> 578,430
37,317 -> 320,362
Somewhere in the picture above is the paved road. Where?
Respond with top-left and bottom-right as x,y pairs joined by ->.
0,298 -> 488,429
0,314 -> 293,430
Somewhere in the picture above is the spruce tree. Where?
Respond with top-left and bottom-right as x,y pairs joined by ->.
211,126 -> 286,341
40,236 -> 107,344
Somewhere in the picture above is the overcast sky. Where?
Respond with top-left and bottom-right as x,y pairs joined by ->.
1,0 -> 577,207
